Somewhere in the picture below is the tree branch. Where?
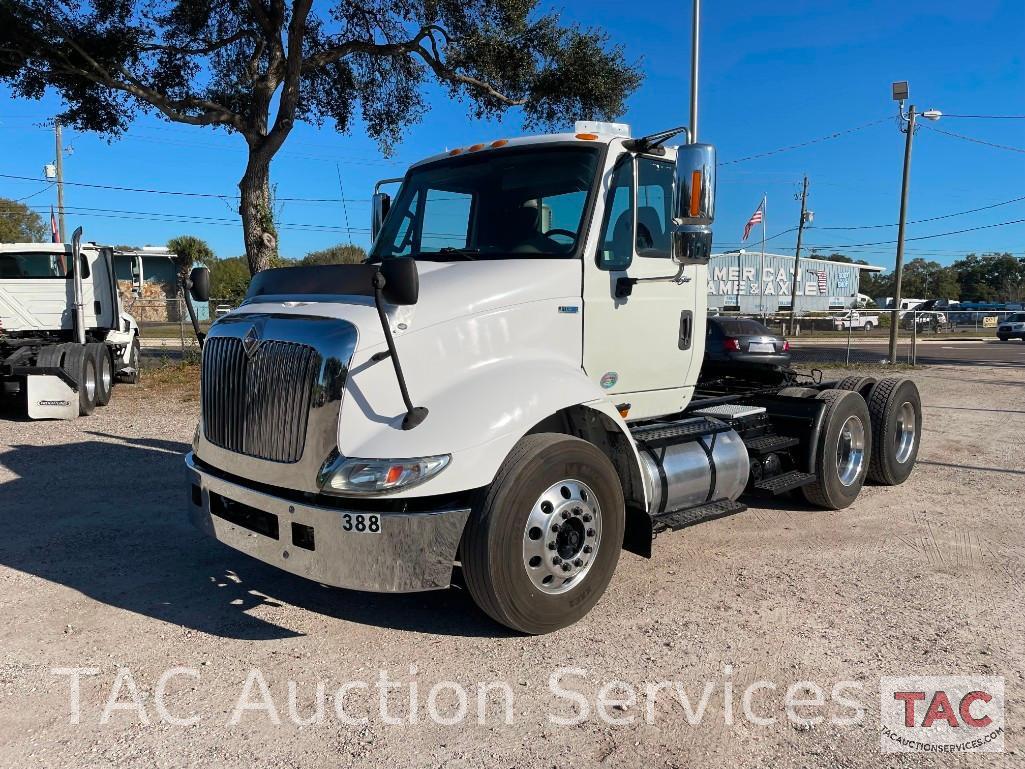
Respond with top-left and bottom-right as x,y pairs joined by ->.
139,30 -> 252,56
300,25 -> 526,108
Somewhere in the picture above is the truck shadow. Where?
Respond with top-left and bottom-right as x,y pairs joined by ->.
0,436 -> 505,640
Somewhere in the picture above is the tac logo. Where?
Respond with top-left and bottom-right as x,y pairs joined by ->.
880,676 -> 1004,753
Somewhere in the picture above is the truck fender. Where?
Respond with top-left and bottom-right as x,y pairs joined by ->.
337,354 -> 649,506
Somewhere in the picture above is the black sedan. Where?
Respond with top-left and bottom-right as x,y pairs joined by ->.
703,316 -> 791,377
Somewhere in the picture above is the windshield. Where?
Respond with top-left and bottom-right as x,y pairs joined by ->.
1007,313 -> 1025,322
0,251 -> 69,278
370,145 -> 602,261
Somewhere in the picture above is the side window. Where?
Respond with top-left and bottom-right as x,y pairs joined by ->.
597,159 -> 634,271
636,157 -> 675,257
419,189 -> 472,252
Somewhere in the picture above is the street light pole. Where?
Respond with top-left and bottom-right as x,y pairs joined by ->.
888,103 -> 916,364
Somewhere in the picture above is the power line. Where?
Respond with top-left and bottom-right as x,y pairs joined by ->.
802,218 -> 1025,249
919,124 -> 1025,154
813,194 -> 1025,230
0,172 -> 366,203
719,118 -> 890,166
940,113 -> 1025,119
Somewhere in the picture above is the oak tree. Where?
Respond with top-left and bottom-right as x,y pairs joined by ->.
0,1 -> 641,274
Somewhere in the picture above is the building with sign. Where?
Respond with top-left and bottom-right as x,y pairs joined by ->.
707,252 -> 884,314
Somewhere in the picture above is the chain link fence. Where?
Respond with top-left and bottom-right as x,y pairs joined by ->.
715,308 -> 1021,365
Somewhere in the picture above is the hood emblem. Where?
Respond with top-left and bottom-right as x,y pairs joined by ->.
242,325 -> 262,359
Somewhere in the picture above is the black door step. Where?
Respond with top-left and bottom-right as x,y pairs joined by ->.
753,470 -> 816,494
744,434 -> 800,454
652,498 -> 747,534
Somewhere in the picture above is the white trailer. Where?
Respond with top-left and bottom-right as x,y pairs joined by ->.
184,124 -> 923,633
0,228 -> 141,418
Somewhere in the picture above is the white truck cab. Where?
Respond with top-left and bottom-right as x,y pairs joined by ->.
0,230 -> 142,418
186,123 -> 923,633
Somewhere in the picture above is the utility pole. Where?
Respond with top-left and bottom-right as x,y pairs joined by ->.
689,0 -> 700,142
888,104 -> 916,365
54,120 -> 66,243
788,175 -> 809,336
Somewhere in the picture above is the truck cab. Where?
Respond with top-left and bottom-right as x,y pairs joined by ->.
0,233 -> 141,418
186,123 -> 922,633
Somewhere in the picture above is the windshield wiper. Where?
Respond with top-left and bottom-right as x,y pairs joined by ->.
434,247 -> 479,261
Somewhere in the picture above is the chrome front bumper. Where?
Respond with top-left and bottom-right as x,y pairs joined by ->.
186,452 -> 470,593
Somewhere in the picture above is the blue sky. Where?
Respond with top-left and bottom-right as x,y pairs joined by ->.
1,0 -> 1023,267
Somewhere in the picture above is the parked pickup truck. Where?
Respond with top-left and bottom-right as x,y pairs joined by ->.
833,310 -> 880,331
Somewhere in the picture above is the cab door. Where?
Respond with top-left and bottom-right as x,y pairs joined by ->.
582,152 -> 701,419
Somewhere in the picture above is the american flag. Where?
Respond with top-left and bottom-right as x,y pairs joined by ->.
742,201 -> 764,241
50,207 -> 59,243
809,269 -> 827,293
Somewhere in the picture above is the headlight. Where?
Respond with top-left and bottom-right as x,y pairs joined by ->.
318,455 -> 450,495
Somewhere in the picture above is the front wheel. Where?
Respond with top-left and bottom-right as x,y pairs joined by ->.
461,433 -> 625,634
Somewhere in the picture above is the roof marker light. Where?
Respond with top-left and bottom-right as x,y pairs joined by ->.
575,133 -> 599,141
467,143 -> 485,152
490,139 -> 508,148
449,148 -> 463,156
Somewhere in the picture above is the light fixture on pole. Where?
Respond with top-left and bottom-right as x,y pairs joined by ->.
887,81 -> 940,364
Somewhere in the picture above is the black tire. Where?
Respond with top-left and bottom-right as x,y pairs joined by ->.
35,344 -> 65,368
777,387 -> 820,398
834,375 -> 877,399
60,345 -> 98,416
866,376 -> 921,486
998,336 -> 1008,342
802,389 -> 872,510
117,336 -> 141,384
461,433 -> 625,635
87,342 -> 114,406
863,321 -> 874,331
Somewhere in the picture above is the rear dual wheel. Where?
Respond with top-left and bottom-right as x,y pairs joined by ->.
866,376 -> 921,486
802,389 -> 871,510
461,434 -> 625,635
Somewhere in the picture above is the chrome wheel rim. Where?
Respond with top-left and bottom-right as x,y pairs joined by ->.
836,415 -> 866,486
894,402 -> 917,464
84,365 -> 97,401
522,479 -> 602,595
101,355 -> 112,391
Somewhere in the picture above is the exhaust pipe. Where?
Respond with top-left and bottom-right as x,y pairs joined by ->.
71,226 -> 86,345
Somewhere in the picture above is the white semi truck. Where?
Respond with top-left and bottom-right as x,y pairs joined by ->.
0,228 -> 143,418
185,123 -> 923,633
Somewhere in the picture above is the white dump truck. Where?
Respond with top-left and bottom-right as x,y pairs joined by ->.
185,123 -> 923,633
0,228 -> 143,418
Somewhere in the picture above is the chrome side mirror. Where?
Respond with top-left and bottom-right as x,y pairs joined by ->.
371,192 -> 391,242
672,143 -> 716,265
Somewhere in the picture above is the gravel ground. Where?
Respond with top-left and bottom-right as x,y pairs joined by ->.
1,365 -> 1022,768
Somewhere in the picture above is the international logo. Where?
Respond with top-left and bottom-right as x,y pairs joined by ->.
242,325 -> 262,359
599,372 -> 618,389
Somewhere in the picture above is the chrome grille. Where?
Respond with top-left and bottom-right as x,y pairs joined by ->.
201,336 -> 321,463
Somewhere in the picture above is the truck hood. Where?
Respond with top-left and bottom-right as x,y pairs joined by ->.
234,259 -> 582,352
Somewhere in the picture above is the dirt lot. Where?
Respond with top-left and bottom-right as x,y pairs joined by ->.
1,365 -> 1022,768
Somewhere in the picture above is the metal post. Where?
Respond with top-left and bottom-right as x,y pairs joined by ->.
788,175 -> 809,335
888,104 -> 916,364
54,121 -> 66,243
846,310 -> 854,365
689,0 -> 700,142
760,193 -> 766,320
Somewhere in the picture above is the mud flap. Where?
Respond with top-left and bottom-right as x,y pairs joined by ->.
26,375 -> 78,420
